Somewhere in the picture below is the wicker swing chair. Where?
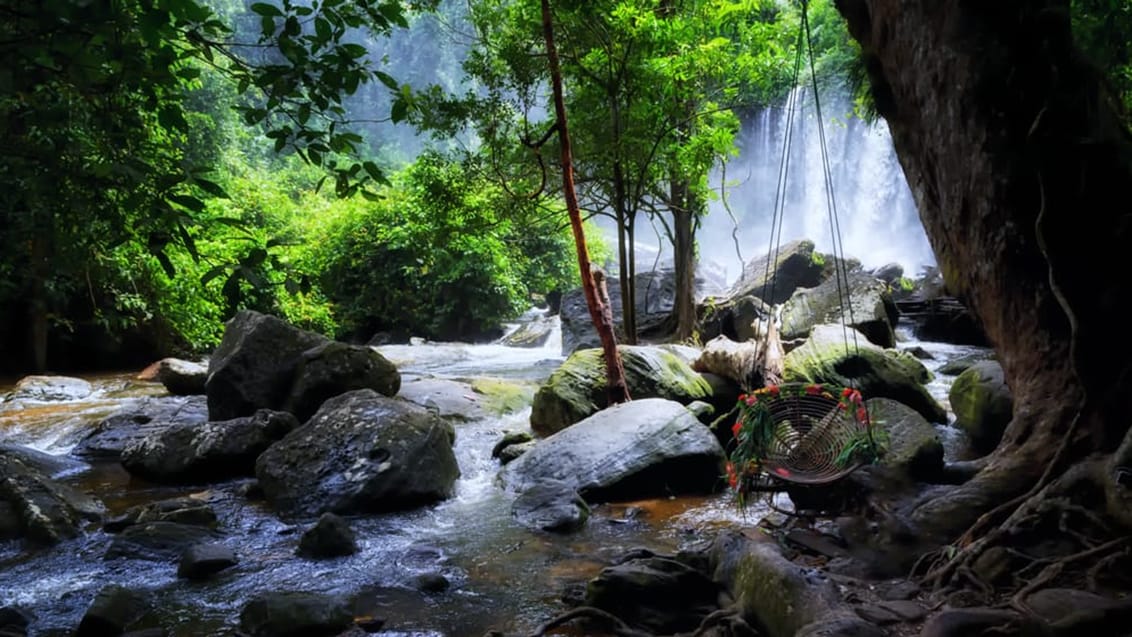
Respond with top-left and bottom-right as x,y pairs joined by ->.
727,0 -> 881,492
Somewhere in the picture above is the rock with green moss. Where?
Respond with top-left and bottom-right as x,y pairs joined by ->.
470,378 -> 535,416
868,398 -> 944,481
530,346 -> 712,436
784,324 -> 946,423
949,361 -> 1013,453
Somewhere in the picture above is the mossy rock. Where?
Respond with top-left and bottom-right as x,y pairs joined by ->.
949,361 -> 1012,454
868,398 -> 944,481
784,324 -> 946,423
470,378 -> 535,416
530,346 -> 712,436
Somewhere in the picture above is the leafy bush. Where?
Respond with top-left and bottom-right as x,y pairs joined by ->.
298,151 -> 582,342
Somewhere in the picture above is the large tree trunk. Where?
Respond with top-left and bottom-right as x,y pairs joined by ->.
834,0 -> 1132,541
542,0 -> 631,406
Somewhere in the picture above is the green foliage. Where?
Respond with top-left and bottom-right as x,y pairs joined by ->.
296,151 -> 581,341
1072,0 -> 1132,117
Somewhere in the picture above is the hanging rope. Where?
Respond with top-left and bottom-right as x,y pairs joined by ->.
729,0 -> 882,493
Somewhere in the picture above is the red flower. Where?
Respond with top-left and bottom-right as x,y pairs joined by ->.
774,467 -> 792,478
841,387 -> 853,398
856,406 -> 868,422
768,385 -> 780,396
745,395 -> 758,406
725,462 -> 738,488
732,421 -> 743,438
738,393 -> 747,402
805,384 -> 822,395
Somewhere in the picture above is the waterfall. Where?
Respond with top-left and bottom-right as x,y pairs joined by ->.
701,86 -> 936,285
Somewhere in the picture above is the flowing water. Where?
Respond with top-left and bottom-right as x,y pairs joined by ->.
0,331 -> 754,637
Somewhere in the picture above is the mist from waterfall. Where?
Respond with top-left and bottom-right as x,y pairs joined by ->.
699,86 -> 937,286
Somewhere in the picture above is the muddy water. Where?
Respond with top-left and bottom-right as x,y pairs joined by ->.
0,345 -> 752,636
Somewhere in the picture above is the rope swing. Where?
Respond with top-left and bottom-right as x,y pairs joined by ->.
727,0 -> 881,497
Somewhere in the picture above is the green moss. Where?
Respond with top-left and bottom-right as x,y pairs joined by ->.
784,325 -> 946,423
470,377 -> 536,416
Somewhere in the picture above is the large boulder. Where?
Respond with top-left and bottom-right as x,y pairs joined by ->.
0,454 -> 104,545
867,398 -> 944,481
255,389 -> 459,518
76,585 -> 150,637
205,310 -> 399,422
397,377 -> 533,422
949,361 -> 1013,454
282,341 -> 400,422
780,271 -> 899,347
120,409 -> 299,483
501,398 -> 723,501
72,396 -> 208,460
530,346 -> 712,436
727,239 -> 826,305
784,324 -> 947,423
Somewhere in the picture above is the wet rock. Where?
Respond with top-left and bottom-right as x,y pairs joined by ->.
73,396 -> 208,460
784,324 -> 947,423
949,361 -> 1013,453
875,579 -> 920,601
255,390 -> 459,518
491,431 -> 533,459
397,378 -> 488,422
585,556 -> 719,634
868,398 -> 945,481
103,497 -> 217,533
512,482 -> 589,533
530,346 -> 712,436
206,310 -> 399,422
0,454 -> 104,545
178,542 -> 238,579
415,572 -> 450,594
903,345 -> 934,360
239,592 -> 353,637
0,444 -> 87,479
498,310 -> 558,348
120,409 -> 299,483
76,585 -> 150,637
0,502 -> 18,540
469,378 -> 535,417
283,341 -> 400,422
153,358 -> 208,396
501,398 -> 723,502
854,600 -> 926,623
104,521 -> 220,561
354,616 -> 386,633
872,263 -> 904,285
0,608 -> 31,636
780,271 -> 899,348
937,352 -> 994,376
497,441 -> 535,465
5,375 -> 93,402
297,513 -> 358,558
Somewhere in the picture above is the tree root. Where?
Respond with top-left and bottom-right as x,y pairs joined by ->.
525,606 -> 652,637
1009,537 -> 1130,613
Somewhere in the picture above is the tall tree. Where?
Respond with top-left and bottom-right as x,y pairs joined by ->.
834,0 -> 1132,590
541,0 -> 631,405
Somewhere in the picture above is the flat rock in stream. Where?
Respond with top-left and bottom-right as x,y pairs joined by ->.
239,592 -> 353,637
104,521 -> 221,561
0,444 -> 87,478
0,454 -> 104,545
5,375 -> 93,403
72,396 -> 208,460
500,398 -> 723,502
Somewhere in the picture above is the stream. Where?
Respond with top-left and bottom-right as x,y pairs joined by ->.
0,320 -> 989,636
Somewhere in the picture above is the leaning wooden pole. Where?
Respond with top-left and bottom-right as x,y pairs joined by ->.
540,0 -> 630,406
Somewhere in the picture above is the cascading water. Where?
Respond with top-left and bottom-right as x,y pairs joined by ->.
700,86 -> 937,284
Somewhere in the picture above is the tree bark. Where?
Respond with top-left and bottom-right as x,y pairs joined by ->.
541,0 -> 630,406
671,180 -> 698,342
834,0 -> 1132,539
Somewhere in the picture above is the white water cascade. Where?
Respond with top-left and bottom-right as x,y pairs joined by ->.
699,87 -> 937,284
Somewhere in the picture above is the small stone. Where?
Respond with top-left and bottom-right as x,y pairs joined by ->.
76,585 -> 150,637
491,431 -> 533,458
497,441 -> 535,465
296,513 -> 358,559
354,616 -> 386,633
415,573 -> 450,594
177,542 -> 238,580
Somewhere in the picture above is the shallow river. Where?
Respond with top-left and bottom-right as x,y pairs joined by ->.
0,321 -> 987,636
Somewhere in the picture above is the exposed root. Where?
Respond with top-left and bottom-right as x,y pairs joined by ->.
1009,537 -> 1130,613
526,606 -> 653,637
